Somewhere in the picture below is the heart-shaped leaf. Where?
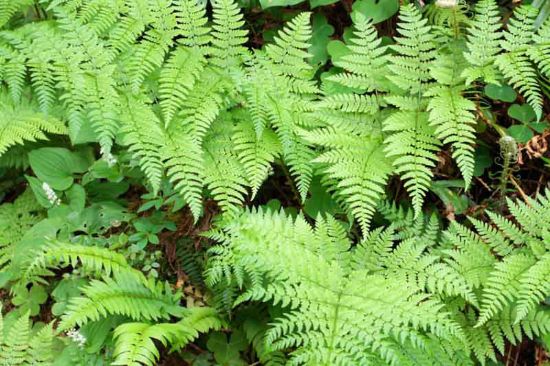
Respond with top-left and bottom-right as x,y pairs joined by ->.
508,104 -> 536,124
484,84 -> 517,102
308,14 -> 335,65
351,0 -> 399,24
507,125 -> 534,143
259,0 -> 304,9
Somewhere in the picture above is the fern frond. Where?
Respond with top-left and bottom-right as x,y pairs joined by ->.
426,85 -> 476,187
174,0 -> 211,47
108,0 -> 148,51
496,5 -> 543,120
23,241 -> 145,285
119,94 -> 165,194
0,0 -> 32,28
328,14 -> 389,92
305,125 -> 392,235
515,253 -> 550,321
83,69 -> 120,155
0,91 -> 67,157
162,125 -> 204,220
203,118 -> 249,216
210,0 -> 247,67
462,0 -> 502,84
27,323 -> 54,365
0,310 -> 30,366
207,209 -> 466,365
387,4 -> 437,93
476,253 -> 535,326
383,109 -> 441,216
126,30 -> 172,93
112,307 -> 221,366
159,46 -> 205,123
528,17 -> 550,78
233,117 -> 281,198
59,274 -> 184,330
265,12 -> 312,79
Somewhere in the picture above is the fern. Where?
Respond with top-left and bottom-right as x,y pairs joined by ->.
210,0 -> 248,67
0,190 -> 43,270
159,46 -> 206,123
112,307 -> 222,366
495,5 -> 544,120
384,4 -> 441,216
0,308 -> 55,366
304,123 -> 392,235
59,273 -> 184,330
435,189 -> 550,350
22,241 -> 145,285
207,208 -> 468,365
462,0 -> 502,84
0,0 -> 33,28
0,91 -> 67,157
119,94 -> 165,194
425,52 -> 477,188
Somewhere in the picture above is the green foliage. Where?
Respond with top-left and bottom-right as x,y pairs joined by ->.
207,191 -> 550,365
0,307 -> 55,366
1,1 -> 550,365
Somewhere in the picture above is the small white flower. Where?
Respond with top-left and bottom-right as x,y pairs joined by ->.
41,182 -> 61,206
435,0 -> 458,8
66,328 -> 86,348
103,151 -> 118,167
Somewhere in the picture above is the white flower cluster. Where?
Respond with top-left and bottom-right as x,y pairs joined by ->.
102,151 -> 117,167
66,328 -> 86,348
435,0 -> 458,8
41,182 -> 61,206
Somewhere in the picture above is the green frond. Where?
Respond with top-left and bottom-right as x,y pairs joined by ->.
203,118 -> 249,216
328,14 -> 389,92
23,241 -> 145,285
108,0 -> 148,51
496,5 -> 543,120
387,4 -> 437,93
25,42 -> 56,113
265,12 -> 313,79
77,0 -> 121,35
59,274 -> 184,330
467,217 -> 514,256
210,0 -> 248,67
207,209 -> 466,365
305,125 -> 392,235
515,253 -> 550,321
112,307 -> 221,366
126,31 -> 172,93
0,91 -> 67,157
462,0 -> 502,84
233,117 -> 281,198
442,221 -> 496,289
162,125 -> 204,220
528,17 -> 550,78
28,322 -> 55,365
159,46 -> 206,123
174,0 -> 211,47
0,310 -> 30,366
112,323 -> 178,366
83,69 -> 120,155
476,253 -> 535,326
426,85 -> 476,187
119,94 -> 165,194
0,0 -> 33,28
174,67 -> 230,137
0,308 -> 53,365
383,110 -> 441,216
